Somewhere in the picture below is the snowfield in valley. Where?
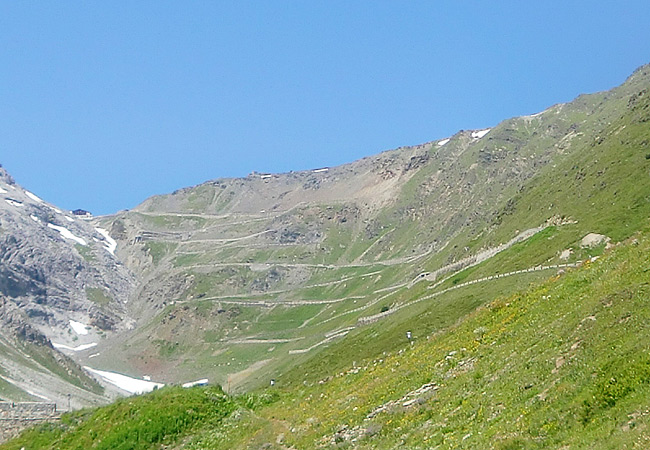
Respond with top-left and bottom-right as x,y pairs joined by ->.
84,367 -> 165,394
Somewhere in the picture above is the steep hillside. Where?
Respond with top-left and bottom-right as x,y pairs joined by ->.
86,64 -> 650,393
1,64 -> 648,416
0,296 -> 105,407
0,167 -> 134,405
4,224 -> 650,449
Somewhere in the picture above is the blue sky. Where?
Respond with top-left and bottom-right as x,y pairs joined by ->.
2,2 -> 650,215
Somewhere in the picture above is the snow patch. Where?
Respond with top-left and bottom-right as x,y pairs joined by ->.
47,224 -> 87,246
5,199 -> 23,207
437,138 -> 450,146
182,378 -> 209,388
65,216 -> 74,222
95,228 -> 117,255
471,129 -> 491,139
69,319 -> 90,335
30,215 -> 41,223
53,342 -> 97,352
0,187 -> 7,194
84,367 -> 164,394
24,191 -> 43,203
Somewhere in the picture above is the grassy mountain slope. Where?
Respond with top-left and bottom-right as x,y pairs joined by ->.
5,224 -> 650,449
3,63 -> 650,449
0,385 -> 246,450
260,229 -> 650,449
84,64 -> 650,394
272,65 -> 650,388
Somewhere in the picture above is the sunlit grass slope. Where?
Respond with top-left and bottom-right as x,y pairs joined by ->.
261,229 -> 650,449
0,385 -> 276,450
5,227 -> 650,449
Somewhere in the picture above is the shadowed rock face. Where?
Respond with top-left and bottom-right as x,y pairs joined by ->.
0,296 -> 48,345
0,258 -> 47,299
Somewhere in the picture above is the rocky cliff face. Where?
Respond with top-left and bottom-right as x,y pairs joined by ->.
0,166 -> 135,343
0,166 -> 136,404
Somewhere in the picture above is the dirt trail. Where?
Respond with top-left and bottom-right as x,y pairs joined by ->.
226,358 -> 273,390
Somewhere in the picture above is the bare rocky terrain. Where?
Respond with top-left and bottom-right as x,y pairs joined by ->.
0,168 -> 134,337
0,167 -> 134,405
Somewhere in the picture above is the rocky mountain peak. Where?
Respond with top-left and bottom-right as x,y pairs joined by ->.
0,169 -> 135,346
0,165 -> 16,186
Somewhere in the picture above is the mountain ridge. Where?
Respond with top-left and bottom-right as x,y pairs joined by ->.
0,63 -> 648,415
86,62 -> 650,394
